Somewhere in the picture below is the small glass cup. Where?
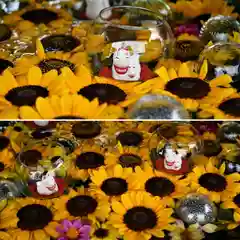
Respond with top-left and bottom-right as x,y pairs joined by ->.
149,122 -> 202,174
16,140 -> 70,199
90,6 -> 174,82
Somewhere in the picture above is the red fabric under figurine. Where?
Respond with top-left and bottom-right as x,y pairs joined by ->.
99,64 -> 155,81
29,177 -> 65,199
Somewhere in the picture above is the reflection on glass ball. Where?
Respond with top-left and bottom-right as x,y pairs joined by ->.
127,94 -> 190,119
217,122 -> 240,143
176,193 -> 217,225
200,15 -> 240,44
200,42 -> 240,82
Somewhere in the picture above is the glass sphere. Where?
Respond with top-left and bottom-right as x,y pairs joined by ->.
91,6 -> 174,82
176,193 -> 217,225
217,122 -> 240,143
149,122 -> 202,174
127,94 -> 190,119
200,15 -> 240,44
16,140 -> 70,199
132,0 -> 172,20
199,42 -> 240,83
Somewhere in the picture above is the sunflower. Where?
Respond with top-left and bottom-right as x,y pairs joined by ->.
12,39 -> 89,77
109,191 -> 175,240
105,144 -> 150,168
187,160 -> 240,203
59,66 -> 153,108
19,93 -> 124,120
69,145 -> 108,181
198,93 -> 240,119
221,190 -> 240,229
114,124 -> 151,149
0,50 -> 15,75
91,221 -> 120,240
0,67 -> 68,119
170,0 -> 238,19
89,164 -> 137,201
3,4 -> 72,37
132,162 -> 190,207
0,197 -> 60,240
152,61 -> 236,113
52,188 -> 110,223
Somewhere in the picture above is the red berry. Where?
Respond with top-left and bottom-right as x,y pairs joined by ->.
140,64 -> 155,81
99,67 -> 112,78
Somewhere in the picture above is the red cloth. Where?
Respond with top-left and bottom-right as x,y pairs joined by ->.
28,178 -> 66,199
155,157 -> 189,175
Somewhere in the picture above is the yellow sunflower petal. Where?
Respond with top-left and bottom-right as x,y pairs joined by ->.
121,194 -> 134,209
178,63 -> 190,77
199,60 -> 208,80
36,97 -> 55,119
221,200 -> 237,209
234,212 -> 240,222
111,200 -> 126,215
168,68 -> 178,79
16,231 -> 30,240
155,66 -> 169,83
1,70 -> 18,92
0,107 -> 19,119
41,70 -> 58,87
36,39 -> 46,60
28,66 -> 42,86
33,229 -> 47,240
19,106 -> 42,119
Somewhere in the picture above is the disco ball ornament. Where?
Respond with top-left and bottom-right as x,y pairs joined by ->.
149,122 -> 202,174
176,193 -> 217,225
199,15 -> 240,44
217,122 -> 240,143
127,94 -> 190,119
199,42 -> 240,82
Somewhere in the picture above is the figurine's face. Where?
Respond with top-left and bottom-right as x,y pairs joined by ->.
164,147 -> 183,171
113,48 -> 131,75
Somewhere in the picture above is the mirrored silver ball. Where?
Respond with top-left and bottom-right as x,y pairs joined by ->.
176,193 -> 217,225
217,122 -> 240,143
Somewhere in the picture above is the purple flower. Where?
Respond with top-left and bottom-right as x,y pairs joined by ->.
175,24 -> 200,37
56,219 -> 91,240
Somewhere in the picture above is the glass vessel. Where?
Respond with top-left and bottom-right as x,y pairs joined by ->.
132,0 -> 172,20
149,122 -> 202,174
16,140 -> 70,199
199,42 -> 240,85
91,6 -> 174,82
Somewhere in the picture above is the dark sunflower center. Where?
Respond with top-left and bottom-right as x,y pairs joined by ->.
145,177 -> 175,197
175,40 -> 204,62
21,9 -> 58,25
55,116 -> 83,119
13,126 -> 23,132
203,140 -> 222,157
218,98 -> 240,117
124,206 -> 158,231
0,136 -> 10,150
78,83 -> 127,105
119,154 -> 142,168
5,86 -> 49,107
20,150 -> 42,167
95,228 -> 109,238
0,162 -> 5,172
17,204 -> 53,231
76,152 -> 104,169
116,131 -> 143,146
101,177 -> 128,196
233,194 -> 240,208
0,59 -> 13,74
66,195 -> 98,217
72,122 -> 101,139
41,35 -> 80,52
38,59 -> 75,74
165,77 -> 210,99
155,124 -> 177,139
0,24 -> 12,42
198,173 -> 227,192
31,128 -> 52,139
